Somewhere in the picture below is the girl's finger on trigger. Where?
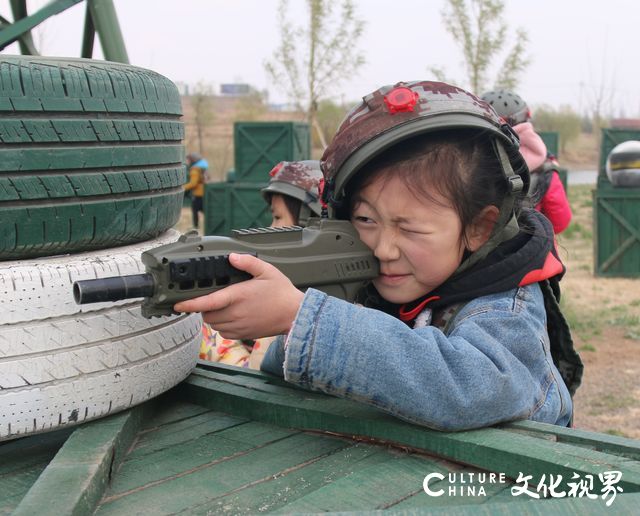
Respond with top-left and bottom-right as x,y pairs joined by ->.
229,253 -> 265,277
174,288 -> 234,313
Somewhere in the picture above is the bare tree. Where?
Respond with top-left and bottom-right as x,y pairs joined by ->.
584,42 -> 616,133
430,0 -> 529,94
189,82 -> 215,155
265,0 -> 365,149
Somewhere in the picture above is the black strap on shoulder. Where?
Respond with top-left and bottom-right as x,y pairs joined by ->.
539,278 -> 583,396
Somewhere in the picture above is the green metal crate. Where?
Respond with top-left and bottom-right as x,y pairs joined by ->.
204,182 -> 271,236
593,128 -> 640,277
599,128 -> 640,179
593,181 -> 640,277
538,131 -> 559,157
234,122 -> 310,182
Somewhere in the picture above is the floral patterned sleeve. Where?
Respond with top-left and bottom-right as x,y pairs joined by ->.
199,323 -> 251,368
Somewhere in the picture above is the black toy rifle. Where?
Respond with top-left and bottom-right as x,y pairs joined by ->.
73,218 -> 379,318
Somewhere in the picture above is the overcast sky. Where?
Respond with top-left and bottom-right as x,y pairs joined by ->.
1,0 -> 637,116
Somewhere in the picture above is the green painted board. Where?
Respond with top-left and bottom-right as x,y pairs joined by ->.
4,364 -> 639,514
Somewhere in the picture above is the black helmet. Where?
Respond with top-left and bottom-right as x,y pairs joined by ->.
321,80 -> 529,271
480,90 -> 530,126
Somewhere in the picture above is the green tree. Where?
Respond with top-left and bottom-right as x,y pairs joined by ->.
313,99 -> 350,152
533,105 -> 582,154
265,0 -> 365,150
234,89 -> 268,122
430,0 -> 529,94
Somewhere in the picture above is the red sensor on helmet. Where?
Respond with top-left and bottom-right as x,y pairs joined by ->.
384,87 -> 419,114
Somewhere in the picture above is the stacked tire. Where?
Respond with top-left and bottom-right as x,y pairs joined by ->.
0,56 -> 201,441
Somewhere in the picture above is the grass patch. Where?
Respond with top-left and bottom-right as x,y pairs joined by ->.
561,299 -> 602,342
608,314 -> 640,327
579,344 -> 596,352
562,222 -> 592,240
603,429 -> 628,438
588,394 -> 636,416
606,313 -> 640,340
624,329 -> 640,341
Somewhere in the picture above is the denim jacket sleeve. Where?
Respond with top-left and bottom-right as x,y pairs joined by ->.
261,284 -> 572,431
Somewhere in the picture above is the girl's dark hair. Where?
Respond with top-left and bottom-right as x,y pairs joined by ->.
266,192 -> 302,225
342,129 -> 525,245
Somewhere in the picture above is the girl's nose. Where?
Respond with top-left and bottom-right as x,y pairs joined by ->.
373,229 -> 400,261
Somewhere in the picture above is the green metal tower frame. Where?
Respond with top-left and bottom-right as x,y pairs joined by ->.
0,0 -> 129,63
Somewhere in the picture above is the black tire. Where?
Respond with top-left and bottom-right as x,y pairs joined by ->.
0,56 -> 186,260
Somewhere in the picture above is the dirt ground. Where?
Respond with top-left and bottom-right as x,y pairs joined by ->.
178,179 -> 640,440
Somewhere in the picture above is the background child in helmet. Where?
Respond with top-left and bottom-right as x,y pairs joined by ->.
178,81 -> 581,431
481,90 -> 572,234
199,160 -> 324,369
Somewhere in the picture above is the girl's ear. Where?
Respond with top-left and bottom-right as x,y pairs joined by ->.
466,205 -> 499,252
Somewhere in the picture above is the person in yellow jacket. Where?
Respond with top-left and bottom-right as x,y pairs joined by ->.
199,160 -> 324,369
184,152 -> 208,229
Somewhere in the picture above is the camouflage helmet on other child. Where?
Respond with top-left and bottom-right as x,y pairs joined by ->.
262,160 -> 324,225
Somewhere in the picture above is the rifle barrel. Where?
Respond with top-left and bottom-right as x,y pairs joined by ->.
73,274 -> 155,304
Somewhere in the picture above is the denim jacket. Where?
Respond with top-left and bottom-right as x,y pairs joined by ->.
261,283 -> 573,431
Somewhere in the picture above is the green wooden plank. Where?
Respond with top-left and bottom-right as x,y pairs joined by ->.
133,410 -> 248,459
505,421 -> 640,460
0,464 -> 53,516
190,367 -> 384,413
95,432 -> 352,515
278,453 -> 444,512
0,428 -> 73,513
179,443 -> 396,515
12,404 -> 148,516
0,428 -> 72,476
388,492 -> 640,515
105,421 -> 298,496
196,359 -> 289,383
138,398 -> 212,431
391,476 -> 520,510
179,368 -> 640,493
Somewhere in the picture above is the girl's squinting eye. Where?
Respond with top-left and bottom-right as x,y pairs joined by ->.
400,227 -> 432,236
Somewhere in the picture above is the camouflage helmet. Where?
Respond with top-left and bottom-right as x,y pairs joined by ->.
480,90 -> 530,126
261,160 -> 324,225
320,80 -> 529,272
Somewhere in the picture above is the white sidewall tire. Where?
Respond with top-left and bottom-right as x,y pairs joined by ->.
0,230 -> 202,441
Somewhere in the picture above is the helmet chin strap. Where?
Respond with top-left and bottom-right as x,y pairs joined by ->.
454,140 -> 523,275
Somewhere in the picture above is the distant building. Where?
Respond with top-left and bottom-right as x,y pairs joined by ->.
610,118 -> 640,129
268,102 -> 299,112
220,83 -> 251,96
